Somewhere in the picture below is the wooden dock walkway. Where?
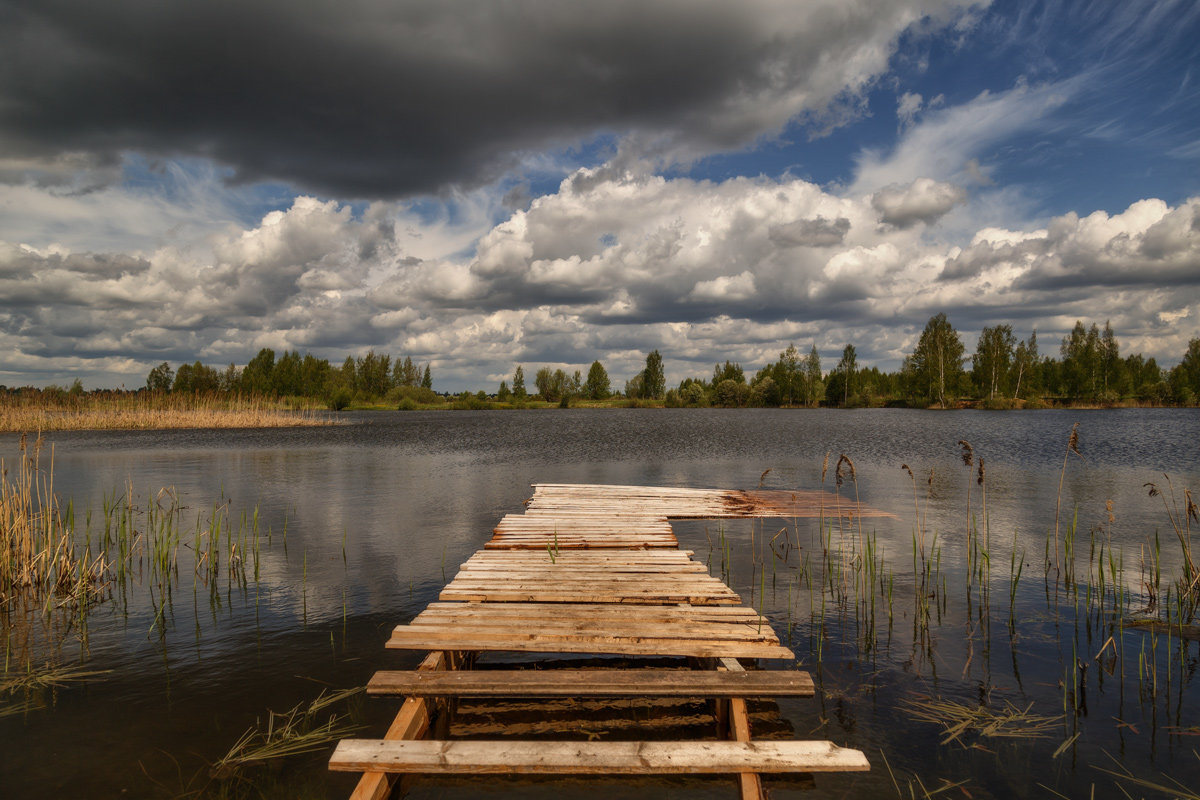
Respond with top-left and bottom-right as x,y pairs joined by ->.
331,483 -> 878,798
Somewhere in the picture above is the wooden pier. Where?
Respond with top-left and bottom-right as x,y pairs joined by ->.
331,483 -> 879,798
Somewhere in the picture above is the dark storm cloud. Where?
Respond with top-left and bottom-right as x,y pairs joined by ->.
768,216 -> 852,247
870,178 -> 967,228
0,0 -> 968,198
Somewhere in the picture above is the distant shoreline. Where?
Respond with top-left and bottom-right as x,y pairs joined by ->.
1,394 -> 1191,434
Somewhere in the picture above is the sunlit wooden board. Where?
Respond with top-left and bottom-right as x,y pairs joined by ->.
331,739 -> 871,774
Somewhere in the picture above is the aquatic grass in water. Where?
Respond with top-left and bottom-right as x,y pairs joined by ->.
1,434 -> 110,609
719,424 -> 1200,798
2,439 -> 284,686
210,687 -> 364,779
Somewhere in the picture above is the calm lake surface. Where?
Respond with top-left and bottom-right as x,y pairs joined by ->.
2,408 -> 1198,798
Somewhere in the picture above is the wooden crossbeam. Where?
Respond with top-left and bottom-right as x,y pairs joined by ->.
719,655 -> 765,800
348,651 -> 444,800
331,739 -> 870,775
367,668 -> 814,698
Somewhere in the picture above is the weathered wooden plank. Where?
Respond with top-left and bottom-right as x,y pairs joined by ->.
463,553 -> 697,564
384,630 -> 795,659
331,739 -> 870,774
448,570 -> 715,581
399,625 -> 777,644
405,620 -> 776,639
406,617 -> 776,640
416,601 -> 757,619
367,669 -> 814,698
442,584 -> 726,595
438,590 -> 740,605
453,567 -> 711,578
441,577 -> 736,588
522,484 -> 895,520
484,541 -> 677,550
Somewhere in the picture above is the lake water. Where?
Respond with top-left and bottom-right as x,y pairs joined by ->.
2,408 -> 1198,798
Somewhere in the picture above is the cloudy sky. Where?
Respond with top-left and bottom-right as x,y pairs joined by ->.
2,0 -> 1198,391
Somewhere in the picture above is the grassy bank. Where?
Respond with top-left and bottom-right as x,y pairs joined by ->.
0,392 -> 333,432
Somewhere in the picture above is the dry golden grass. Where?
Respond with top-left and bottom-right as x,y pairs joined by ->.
900,695 -> 1062,746
0,392 -> 333,432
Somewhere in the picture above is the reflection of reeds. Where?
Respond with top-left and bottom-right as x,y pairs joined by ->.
0,392 -> 331,432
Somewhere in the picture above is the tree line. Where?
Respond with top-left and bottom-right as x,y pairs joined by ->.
143,348 -> 435,409
502,317 -> 1200,408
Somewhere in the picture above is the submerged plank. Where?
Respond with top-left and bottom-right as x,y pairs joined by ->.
330,739 -> 870,774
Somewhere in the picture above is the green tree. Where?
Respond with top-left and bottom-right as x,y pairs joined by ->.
146,362 -> 174,392
534,367 -> 569,401
173,361 -> 220,393
300,354 -> 331,396
713,378 -> 750,407
972,324 -> 1015,400
497,380 -> 511,402
273,350 -> 302,396
774,345 -> 800,405
421,364 -> 433,390
711,360 -> 745,386
1099,320 -> 1124,397
512,365 -> 527,399
393,356 -> 421,388
585,361 -> 611,399
804,345 -> 824,407
750,374 -> 780,406
220,363 -> 241,393
905,313 -> 965,408
356,350 -> 392,398
625,372 -> 644,399
1172,338 -> 1200,403
242,348 -> 277,396
678,379 -> 706,406
1012,331 -> 1038,400
642,350 -> 665,399
836,344 -> 857,406
338,355 -> 357,394
1060,321 -> 1100,399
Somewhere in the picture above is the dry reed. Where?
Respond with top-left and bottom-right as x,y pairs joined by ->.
209,687 -> 363,779
0,392 -> 332,432
1,433 -> 108,607
900,695 -> 1062,746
